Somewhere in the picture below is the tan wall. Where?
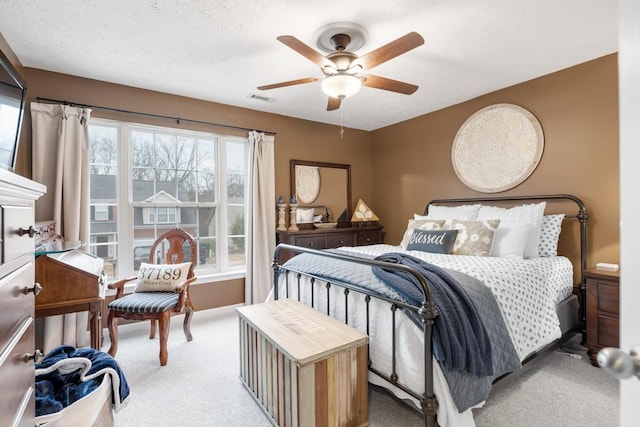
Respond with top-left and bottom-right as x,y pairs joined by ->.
10,65 -> 371,308
1,36 -> 621,302
371,54 -> 620,270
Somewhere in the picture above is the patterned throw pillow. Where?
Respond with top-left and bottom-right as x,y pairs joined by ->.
399,219 -> 446,248
134,262 -> 191,293
406,229 -> 459,254
538,214 -> 565,257
451,219 -> 500,256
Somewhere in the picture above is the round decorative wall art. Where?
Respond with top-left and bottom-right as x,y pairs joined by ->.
295,165 -> 321,203
451,103 -> 544,193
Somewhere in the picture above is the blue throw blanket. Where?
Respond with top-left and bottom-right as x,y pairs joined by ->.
372,253 -> 494,377
280,249 -> 521,412
35,345 -> 130,417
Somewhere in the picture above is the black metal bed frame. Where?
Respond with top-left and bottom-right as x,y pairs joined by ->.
272,194 -> 588,427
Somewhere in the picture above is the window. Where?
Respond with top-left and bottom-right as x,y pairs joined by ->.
88,119 -> 248,281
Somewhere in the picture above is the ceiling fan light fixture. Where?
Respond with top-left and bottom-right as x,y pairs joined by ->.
321,74 -> 362,100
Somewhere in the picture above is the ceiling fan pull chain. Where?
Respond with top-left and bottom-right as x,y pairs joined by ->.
340,109 -> 345,139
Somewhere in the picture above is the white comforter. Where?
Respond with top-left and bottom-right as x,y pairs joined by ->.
274,244 -> 574,427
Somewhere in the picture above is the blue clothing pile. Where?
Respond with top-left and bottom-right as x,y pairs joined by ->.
35,345 -> 130,417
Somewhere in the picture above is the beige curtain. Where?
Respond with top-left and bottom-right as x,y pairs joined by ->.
245,131 -> 275,304
31,102 -> 92,352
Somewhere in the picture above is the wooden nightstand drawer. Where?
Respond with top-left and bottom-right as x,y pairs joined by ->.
584,268 -> 620,367
597,283 -> 619,315
597,315 -> 619,348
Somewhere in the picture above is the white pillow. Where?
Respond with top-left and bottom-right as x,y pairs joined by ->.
477,202 -> 546,258
296,207 -> 315,223
490,221 -> 532,259
399,218 -> 446,248
134,262 -> 191,292
426,204 -> 481,220
538,214 -> 565,257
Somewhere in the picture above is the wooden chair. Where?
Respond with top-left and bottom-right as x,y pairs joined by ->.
106,228 -> 197,366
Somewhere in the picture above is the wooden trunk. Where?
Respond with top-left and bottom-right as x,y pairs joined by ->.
237,299 -> 369,427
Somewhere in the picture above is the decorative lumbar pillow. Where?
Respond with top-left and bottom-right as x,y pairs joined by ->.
406,229 -> 459,254
399,219 -> 446,248
538,214 -> 565,257
451,219 -> 500,256
134,262 -> 191,293
477,202 -> 546,258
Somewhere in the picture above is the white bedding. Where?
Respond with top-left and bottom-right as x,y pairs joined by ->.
274,243 -> 574,427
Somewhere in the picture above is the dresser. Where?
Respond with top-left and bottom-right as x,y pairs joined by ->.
0,169 -> 46,427
584,267 -> 620,367
276,224 -> 384,262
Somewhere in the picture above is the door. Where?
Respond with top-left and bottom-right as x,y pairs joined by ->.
619,0 -> 640,425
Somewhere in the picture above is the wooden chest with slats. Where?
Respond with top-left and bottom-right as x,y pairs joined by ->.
237,299 -> 369,427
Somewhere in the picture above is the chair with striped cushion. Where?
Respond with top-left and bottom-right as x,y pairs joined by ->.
106,228 -> 197,366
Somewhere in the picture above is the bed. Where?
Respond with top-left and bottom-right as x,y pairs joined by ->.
271,194 -> 588,427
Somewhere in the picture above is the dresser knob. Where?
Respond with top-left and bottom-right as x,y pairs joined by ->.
25,349 -> 44,364
23,283 -> 43,296
17,225 -> 39,238
308,243 -> 315,247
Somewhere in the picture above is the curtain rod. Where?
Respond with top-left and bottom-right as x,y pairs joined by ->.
35,96 -> 276,136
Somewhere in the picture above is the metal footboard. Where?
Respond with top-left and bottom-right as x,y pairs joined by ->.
273,243 -> 439,427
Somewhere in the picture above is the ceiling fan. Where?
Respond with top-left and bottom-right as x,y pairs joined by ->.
257,26 -> 424,111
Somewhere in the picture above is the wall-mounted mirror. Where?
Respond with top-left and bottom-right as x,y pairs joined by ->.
290,159 -> 352,226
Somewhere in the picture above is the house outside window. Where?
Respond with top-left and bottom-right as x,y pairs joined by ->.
94,204 -> 109,221
88,119 -> 248,281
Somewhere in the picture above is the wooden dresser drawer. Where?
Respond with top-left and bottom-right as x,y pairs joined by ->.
294,235 -> 327,250
0,317 -> 36,427
326,232 -> 354,247
2,205 -> 36,264
0,258 -> 34,353
356,229 -> 382,246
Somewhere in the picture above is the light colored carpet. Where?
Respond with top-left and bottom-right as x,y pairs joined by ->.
107,305 -> 618,427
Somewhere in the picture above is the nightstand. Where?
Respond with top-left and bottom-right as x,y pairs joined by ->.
584,267 -> 620,367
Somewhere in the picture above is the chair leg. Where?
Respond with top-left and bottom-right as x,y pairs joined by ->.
158,312 -> 170,366
149,319 -> 157,339
183,304 -> 194,342
107,311 -> 118,358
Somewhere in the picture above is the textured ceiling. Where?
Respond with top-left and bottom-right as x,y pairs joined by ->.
0,0 -> 617,131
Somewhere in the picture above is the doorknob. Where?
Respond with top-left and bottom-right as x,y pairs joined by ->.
597,346 -> 640,380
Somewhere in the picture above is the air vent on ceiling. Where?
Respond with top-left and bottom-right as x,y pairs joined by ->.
247,93 -> 275,103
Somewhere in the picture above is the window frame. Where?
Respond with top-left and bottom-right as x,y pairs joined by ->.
88,118 -> 248,283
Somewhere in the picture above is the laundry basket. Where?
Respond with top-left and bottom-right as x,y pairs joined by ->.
34,346 -> 129,427
35,373 -> 113,427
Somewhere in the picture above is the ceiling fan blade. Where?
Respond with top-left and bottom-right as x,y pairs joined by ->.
355,32 -> 424,70
277,35 -> 334,68
362,74 -> 419,95
257,77 -> 320,90
327,97 -> 341,111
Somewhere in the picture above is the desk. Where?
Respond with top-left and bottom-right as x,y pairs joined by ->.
35,248 -> 106,350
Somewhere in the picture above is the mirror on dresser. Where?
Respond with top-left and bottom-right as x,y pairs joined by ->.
290,159 -> 352,226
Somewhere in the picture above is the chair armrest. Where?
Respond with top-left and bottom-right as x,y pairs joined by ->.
174,276 -> 197,292
108,275 -> 138,299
